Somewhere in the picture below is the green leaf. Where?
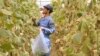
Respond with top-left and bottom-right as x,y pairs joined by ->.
66,47 -> 74,56
6,24 -> 14,29
78,20 -> 89,32
13,36 -> 23,47
1,9 -> 12,15
81,38 -> 92,55
0,52 -> 6,56
0,0 -> 4,8
81,44 -> 90,55
0,28 -> 13,38
93,0 -> 97,4
75,52 -> 85,56
77,12 -> 83,17
14,12 -> 23,19
72,32 -> 83,44
20,51 -> 29,56
78,21 -> 82,31
0,42 -> 13,52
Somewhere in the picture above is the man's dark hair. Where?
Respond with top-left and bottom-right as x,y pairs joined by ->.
43,4 -> 53,14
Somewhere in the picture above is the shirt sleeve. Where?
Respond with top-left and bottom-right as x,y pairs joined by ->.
43,19 -> 55,35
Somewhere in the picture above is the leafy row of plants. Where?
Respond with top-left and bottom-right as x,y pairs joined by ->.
0,0 -> 39,56
51,0 -> 100,56
0,0 -> 100,56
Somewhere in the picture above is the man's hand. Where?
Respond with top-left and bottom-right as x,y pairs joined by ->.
40,27 -> 44,31
32,18 -> 39,26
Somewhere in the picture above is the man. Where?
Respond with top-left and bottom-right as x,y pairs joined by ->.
33,4 -> 55,56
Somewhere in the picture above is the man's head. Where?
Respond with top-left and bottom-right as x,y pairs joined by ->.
40,4 -> 53,15
43,4 -> 53,14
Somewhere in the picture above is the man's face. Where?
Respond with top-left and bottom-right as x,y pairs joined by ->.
40,7 -> 49,14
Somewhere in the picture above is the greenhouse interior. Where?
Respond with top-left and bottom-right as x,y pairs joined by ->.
0,0 -> 100,56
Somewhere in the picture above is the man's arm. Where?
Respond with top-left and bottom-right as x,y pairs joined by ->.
32,18 -> 40,26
